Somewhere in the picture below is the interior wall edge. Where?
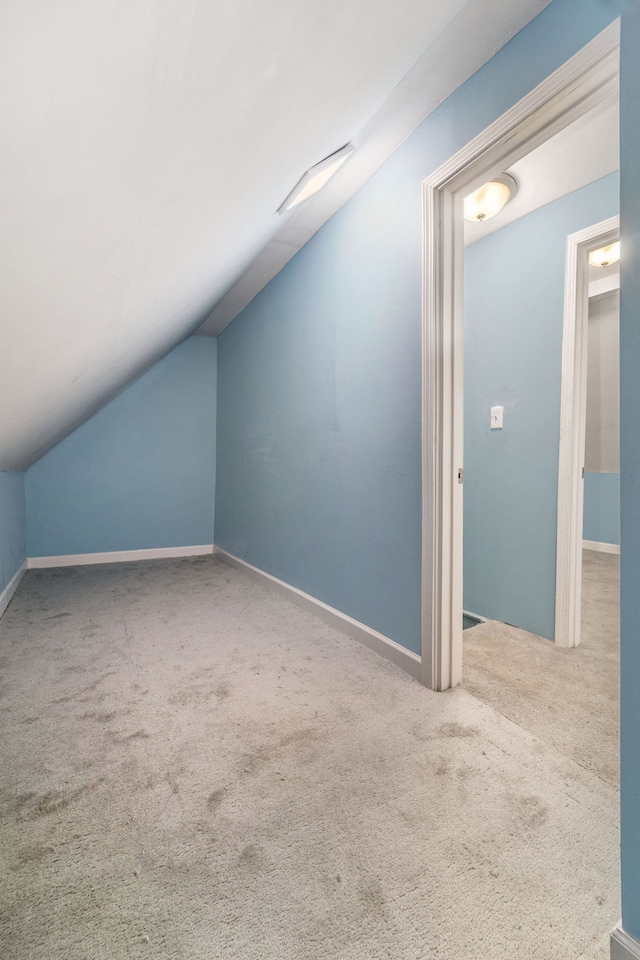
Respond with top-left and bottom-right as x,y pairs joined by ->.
213,547 -> 422,682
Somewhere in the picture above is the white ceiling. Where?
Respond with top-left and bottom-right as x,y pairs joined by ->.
0,0 -> 554,471
464,96 -> 619,244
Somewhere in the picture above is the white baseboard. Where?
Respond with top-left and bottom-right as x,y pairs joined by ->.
213,547 -> 422,681
583,539 -> 620,555
611,926 -> 640,960
28,544 -> 214,569
463,608 -> 487,624
0,561 -> 28,618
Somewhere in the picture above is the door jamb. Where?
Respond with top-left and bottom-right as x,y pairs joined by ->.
420,21 -> 619,690
555,216 -> 620,648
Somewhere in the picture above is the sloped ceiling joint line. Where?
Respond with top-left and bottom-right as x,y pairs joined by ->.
196,0 -> 556,337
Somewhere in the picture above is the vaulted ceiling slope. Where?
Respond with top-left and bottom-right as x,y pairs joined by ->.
0,0 -> 551,472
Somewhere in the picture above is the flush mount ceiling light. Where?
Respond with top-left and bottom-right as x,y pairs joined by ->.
278,143 -> 355,214
589,241 -> 620,267
463,173 -> 517,223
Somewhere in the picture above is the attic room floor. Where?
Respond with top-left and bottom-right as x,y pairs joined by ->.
0,556 -> 618,959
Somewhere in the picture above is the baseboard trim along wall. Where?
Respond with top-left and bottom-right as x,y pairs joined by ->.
213,546 -> 422,681
9,544 -> 422,681
28,545 -> 215,569
463,608 -> 487,623
611,926 -> 640,960
583,539 -> 620,555
0,561 -> 28,618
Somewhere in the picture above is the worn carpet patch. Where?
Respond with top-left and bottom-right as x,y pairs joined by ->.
0,557 -> 618,959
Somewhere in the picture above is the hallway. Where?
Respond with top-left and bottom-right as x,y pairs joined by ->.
464,549 -> 619,786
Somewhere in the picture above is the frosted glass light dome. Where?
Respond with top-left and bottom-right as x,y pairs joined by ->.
589,241 -> 620,267
463,174 -> 517,223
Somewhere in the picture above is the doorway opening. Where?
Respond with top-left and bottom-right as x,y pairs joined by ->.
459,214 -> 620,785
420,19 -> 619,692
556,216 -> 620,647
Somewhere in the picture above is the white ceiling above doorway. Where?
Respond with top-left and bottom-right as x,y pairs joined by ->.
463,95 -> 619,245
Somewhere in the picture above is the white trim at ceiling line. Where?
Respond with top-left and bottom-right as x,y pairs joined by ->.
421,20 -> 619,690
583,539 -> 620,556
0,561 -> 28,618
611,926 -> 640,960
28,545 -> 215,568
555,215 -> 619,648
214,547 -> 422,682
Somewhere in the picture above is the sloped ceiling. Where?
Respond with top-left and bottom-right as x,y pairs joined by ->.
0,0 -> 552,472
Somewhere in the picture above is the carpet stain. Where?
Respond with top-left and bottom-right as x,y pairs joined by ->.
108,728 -> 152,743
241,749 -> 268,775
169,674 -> 229,707
280,726 -> 318,747
207,789 -> 225,811
359,881 -> 387,913
12,843 -> 57,869
437,722 -> 479,739
166,776 -> 181,795
238,844 -> 263,869
81,709 -> 118,723
3,780 -> 102,821
42,612 -> 71,621
515,794 -> 549,829
53,671 -> 116,705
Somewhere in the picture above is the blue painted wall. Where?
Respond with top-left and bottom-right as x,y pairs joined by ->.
0,472 -> 26,595
26,337 -> 216,557
216,210 -> 423,651
583,472 -> 620,545
619,3 -> 640,942
216,0 -> 621,656
463,175 -> 619,639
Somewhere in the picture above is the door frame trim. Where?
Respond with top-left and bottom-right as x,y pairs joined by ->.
555,215 -> 619,648
420,20 -> 619,689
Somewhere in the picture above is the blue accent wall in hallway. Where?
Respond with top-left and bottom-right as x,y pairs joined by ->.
0,472 -> 26,595
583,472 -> 620,546
26,337 -> 216,557
463,174 -> 619,640
216,0 -> 621,656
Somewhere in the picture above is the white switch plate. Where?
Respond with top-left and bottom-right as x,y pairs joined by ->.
490,405 -> 504,429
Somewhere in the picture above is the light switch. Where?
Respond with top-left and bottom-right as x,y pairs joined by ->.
490,405 -> 504,429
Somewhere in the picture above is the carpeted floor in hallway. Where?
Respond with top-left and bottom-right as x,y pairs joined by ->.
463,549 -> 619,786
0,555 -> 619,959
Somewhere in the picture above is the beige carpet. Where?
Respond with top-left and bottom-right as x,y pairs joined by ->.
0,556 -> 619,959
463,549 -> 619,787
